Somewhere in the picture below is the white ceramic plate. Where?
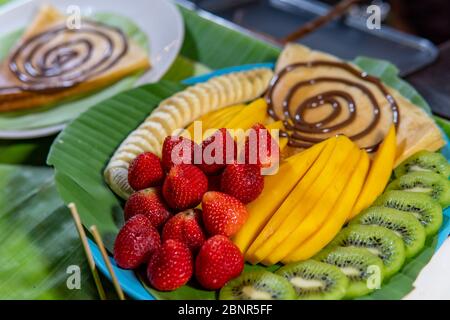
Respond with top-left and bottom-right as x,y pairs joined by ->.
0,0 -> 184,139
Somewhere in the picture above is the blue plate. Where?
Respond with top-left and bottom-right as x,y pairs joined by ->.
89,63 -> 450,300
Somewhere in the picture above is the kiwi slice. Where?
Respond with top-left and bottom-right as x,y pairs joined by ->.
374,190 -> 443,236
219,270 -> 296,300
314,247 -> 385,299
387,172 -> 450,208
350,206 -> 426,258
275,260 -> 349,300
395,150 -> 450,179
325,225 -> 405,279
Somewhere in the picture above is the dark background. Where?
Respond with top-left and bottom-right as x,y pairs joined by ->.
188,0 -> 450,44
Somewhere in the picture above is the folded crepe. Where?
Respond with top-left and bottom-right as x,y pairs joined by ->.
271,44 -> 445,165
0,5 -> 150,112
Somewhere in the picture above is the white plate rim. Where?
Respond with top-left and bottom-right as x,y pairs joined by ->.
0,0 -> 184,139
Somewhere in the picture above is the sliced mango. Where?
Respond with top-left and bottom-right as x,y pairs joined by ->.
224,98 -> 268,131
250,136 -> 355,265
263,144 -> 361,265
348,125 -> 397,220
283,150 -> 370,262
245,136 -> 340,263
265,121 -> 284,130
233,140 -> 327,253
186,104 -> 245,140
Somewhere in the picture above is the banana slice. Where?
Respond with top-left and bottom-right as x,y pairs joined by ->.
159,104 -> 184,128
186,86 -> 210,115
104,68 -> 274,199
198,82 -> 220,112
149,110 -> 179,134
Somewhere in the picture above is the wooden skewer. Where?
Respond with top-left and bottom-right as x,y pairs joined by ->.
282,0 -> 362,43
90,225 -> 126,300
68,203 -> 107,300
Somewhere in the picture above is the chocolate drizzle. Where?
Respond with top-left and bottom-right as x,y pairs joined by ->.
266,60 -> 400,152
0,20 -> 128,94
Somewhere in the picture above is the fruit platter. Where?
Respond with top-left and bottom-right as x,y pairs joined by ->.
0,0 -> 418,300
45,22 -> 450,301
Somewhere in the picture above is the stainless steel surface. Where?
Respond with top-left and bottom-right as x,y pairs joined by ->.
182,0 -> 439,76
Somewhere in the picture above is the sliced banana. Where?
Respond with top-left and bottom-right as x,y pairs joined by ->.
186,86 -> 210,115
211,76 -> 235,105
121,144 -> 145,156
178,91 -> 202,121
197,82 -> 220,112
104,68 -> 274,199
106,167 -> 134,200
159,104 -> 184,128
227,73 -> 243,102
149,110 -> 179,134
162,96 -> 192,124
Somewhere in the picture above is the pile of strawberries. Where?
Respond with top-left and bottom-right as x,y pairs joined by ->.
113,124 -> 279,291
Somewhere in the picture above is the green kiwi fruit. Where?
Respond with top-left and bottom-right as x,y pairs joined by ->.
386,172 -> 450,208
275,260 -> 349,300
314,247 -> 385,299
219,270 -> 296,300
349,206 -> 426,258
395,150 -> 450,179
325,225 -> 405,279
374,190 -> 443,236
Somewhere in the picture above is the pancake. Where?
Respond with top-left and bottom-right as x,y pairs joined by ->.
269,44 -> 444,165
0,5 -> 150,112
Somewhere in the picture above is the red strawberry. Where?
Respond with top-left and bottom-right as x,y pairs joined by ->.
162,209 -> 206,252
162,136 -> 197,172
124,188 -> 171,229
128,152 -> 164,191
163,164 -> 208,210
114,215 -> 160,269
207,174 -> 222,192
220,163 -> 264,203
244,123 -> 280,168
195,235 -> 244,290
147,239 -> 193,291
202,191 -> 248,237
198,128 -> 237,175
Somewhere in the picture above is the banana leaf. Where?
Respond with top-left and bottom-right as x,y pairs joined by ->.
0,12 -> 148,131
0,164 -> 118,299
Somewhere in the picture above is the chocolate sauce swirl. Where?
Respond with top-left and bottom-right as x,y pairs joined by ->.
266,61 -> 400,152
0,20 -> 128,94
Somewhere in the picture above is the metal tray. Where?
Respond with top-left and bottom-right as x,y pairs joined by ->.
186,0 -> 438,76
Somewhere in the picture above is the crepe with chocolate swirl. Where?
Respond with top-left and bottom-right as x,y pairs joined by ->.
269,44 -> 444,165
0,5 -> 150,112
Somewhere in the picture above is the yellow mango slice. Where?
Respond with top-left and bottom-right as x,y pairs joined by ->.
283,150 -> 370,262
245,136 -> 342,263
348,125 -> 397,219
250,136 -> 355,265
224,98 -> 268,130
206,105 -> 246,129
279,137 -> 289,151
265,121 -> 284,130
232,140 -> 327,253
186,104 -> 244,139
263,144 -> 361,265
